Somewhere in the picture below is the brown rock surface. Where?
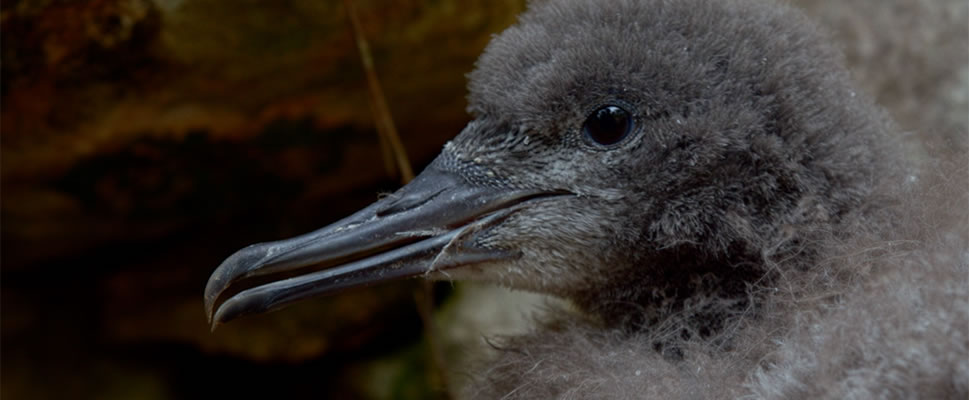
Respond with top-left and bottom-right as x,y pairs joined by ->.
2,1 -> 523,398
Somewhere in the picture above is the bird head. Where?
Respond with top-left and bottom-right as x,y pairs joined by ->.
205,0 -> 895,329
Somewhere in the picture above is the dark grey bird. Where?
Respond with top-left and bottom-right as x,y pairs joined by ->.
205,0 -> 968,398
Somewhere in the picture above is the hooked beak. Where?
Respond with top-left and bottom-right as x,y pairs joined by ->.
204,157 -> 569,328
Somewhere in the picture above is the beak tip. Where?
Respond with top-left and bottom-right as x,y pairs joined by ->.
203,286 -> 220,326
204,298 -> 217,329
203,248 -> 252,331
210,295 -> 251,327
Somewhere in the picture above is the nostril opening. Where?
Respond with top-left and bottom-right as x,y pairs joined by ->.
376,186 -> 448,216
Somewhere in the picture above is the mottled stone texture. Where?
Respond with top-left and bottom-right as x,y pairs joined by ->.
2,1 -> 523,399
3,0 -> 525,268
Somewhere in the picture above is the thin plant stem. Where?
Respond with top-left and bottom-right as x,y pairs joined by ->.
342,1 -> 451,398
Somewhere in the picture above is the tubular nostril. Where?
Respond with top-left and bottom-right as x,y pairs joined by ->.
375,185 -> 448,217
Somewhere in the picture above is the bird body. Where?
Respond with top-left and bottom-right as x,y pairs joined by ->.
205,0 -> 968,398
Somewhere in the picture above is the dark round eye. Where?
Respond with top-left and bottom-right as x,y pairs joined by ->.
583,105 -> 633,146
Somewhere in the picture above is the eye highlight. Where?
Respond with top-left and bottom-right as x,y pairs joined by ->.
582,105 -> 633,146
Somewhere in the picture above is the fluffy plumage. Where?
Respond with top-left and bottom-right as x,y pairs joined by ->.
450,0 -> 968,398
458,0 -> 901,327
206,0 -> 968,398
467,156 -> 967,399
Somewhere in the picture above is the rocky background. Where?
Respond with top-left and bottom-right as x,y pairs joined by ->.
2,0 -> 965,399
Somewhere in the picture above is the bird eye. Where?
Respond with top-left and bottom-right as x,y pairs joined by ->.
583,105 -> 633,146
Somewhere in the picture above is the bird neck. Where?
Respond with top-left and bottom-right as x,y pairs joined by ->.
572,242 -> 773,337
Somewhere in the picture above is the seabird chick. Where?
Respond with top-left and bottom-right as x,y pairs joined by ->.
205,0 -> 968,398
